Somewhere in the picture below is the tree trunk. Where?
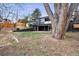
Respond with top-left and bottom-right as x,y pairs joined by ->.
44,3 -> 60,39
54,4 -> 69,39
43,3 -> 56,38
44,3 -> 79,40
65,3 -> 79,31
44,3 -> 68,39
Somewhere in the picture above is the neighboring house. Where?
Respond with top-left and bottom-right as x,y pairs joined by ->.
0,18 -> 30,31
67,10 -> 79,31
30,16 -> 52,31
0,19 -> 15,31
71,15 -> 79,30
16,19 -> 29,30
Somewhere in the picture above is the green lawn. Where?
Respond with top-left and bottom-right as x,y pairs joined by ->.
17,31 -> 51,39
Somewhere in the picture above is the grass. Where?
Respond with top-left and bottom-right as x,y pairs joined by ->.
20,32 -> 42,37
0,31 -> 79,55
17,31 -> 51,39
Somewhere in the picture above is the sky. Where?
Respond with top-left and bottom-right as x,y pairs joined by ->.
18,3 -> 54,18
0,3 -> 54,22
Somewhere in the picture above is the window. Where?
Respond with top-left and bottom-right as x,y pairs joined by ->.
45,17 -> 50,21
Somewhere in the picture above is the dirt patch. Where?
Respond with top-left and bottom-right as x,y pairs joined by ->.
0,32 -> 79,56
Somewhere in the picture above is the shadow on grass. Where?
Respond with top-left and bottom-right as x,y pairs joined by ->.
13,28 -> 33,32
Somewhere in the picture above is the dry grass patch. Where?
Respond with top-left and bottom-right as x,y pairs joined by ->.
0,31 -> 79,56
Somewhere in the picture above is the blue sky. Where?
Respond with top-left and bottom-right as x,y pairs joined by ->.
1,3 -> 54,22
16,3 -> 54,19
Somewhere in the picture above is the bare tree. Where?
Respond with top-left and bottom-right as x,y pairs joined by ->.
0,3 -> 20,43
0,3 -> 23,21
44,3 -> 79,40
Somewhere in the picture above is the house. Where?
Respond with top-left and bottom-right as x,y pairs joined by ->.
70,15 -> 79,31
30,16 -> 52,31
67,10 -> 79,31
0,19 -> 15,31
15,19 -> 29,30
0,18 -> 30,31
30,15 -> 79,31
